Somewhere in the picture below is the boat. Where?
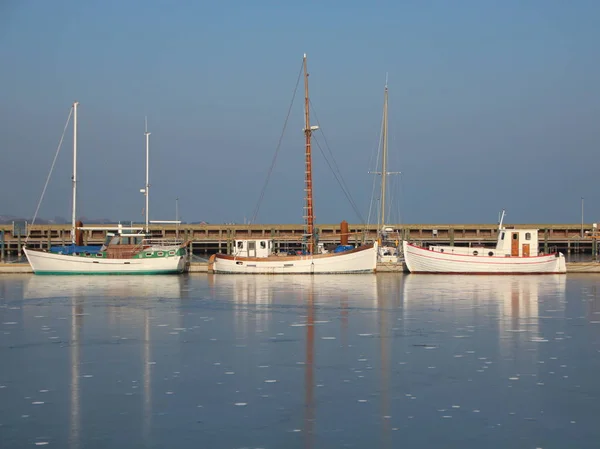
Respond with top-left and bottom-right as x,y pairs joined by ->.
370,77 -> 401,264
23,102 -> 188,275
402,211 -> 566,274
210,54 -> 377,274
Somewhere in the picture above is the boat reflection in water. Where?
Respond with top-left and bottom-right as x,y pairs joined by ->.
208,274 -> 381,337
209,274 -> 385,448
21,275 -> 188,449
403,274 -> 567,354
24,275 -> 187,301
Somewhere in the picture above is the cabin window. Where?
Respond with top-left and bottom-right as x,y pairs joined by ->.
157,252 -> 164,257
501,232 -> 505,240
146,252 -> 153,257
525,232 -> 531,240
260,241 -> 266,249
168,250 -> 176,256
237,241 -> 243,249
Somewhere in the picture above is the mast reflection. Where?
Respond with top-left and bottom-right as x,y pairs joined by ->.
70,296 -> 83,449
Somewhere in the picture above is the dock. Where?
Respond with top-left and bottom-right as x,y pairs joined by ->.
1,222 -> 599,259
2,262 -> 600,274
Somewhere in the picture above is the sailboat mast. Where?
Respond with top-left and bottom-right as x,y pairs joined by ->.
303,54 -> 315,254
379,79 -> 388,234
145,118 -> 150,234
71,101 -> 79,245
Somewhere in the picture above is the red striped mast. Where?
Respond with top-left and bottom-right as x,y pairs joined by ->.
303,54 -> 317,254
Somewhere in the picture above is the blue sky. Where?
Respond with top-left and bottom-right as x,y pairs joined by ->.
1,0 -> 599,225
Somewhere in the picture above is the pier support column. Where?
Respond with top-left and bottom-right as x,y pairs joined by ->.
0,230 -> 4,261
449,229 -> 455,247
593,237 -> 598,261
567,241 -> 571,255
544,229 -> 549,254
17,234 -> 22,258
47,230 -> 51,251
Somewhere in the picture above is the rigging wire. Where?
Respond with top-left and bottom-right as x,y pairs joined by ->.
312,135 -> 366,224
26,106 -> 74,244
367,101 -> 386,229
309,102 -> 366,224
249,60 -> 304,224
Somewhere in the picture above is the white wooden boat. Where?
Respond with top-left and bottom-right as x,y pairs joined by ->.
402,211 -> 566,274
24,232 -> 187,275
24,103 -> 187,275
211,55 -> 377,274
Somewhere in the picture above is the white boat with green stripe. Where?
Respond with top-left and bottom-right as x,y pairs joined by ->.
24,230 -> 188,275
23,230 -> 187,274
24,102 -> 188,275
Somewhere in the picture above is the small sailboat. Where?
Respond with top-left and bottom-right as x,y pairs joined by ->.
402,210 -> 566,274
24,102 -> 188,274
372,78 -> 401,263
210,54 -> 377,274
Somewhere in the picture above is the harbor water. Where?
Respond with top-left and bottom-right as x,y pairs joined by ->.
1,273 -> 600,448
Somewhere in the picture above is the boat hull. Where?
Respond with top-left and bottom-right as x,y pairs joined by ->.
24,248 -> 186,275
211,243 -> 378,274
402,242 -> 566,274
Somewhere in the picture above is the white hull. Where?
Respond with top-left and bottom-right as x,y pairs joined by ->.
24,248 -> 186,274
403,241 -> 566,274
211,244 -> 377,274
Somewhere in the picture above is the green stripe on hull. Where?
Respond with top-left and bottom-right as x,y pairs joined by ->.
34,270 -> 183,275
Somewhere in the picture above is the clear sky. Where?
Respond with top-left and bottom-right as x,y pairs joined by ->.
1,0 -> 599,225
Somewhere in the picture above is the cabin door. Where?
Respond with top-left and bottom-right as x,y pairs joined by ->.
248,241 -> 256,257
522,244 -> 530,257
511,233 -> 519,256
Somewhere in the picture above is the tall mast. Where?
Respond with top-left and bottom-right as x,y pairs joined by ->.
379,77 -> 388,233
145,117 -> 150,234
71,101 -> 79,244
303,54 -> 315,254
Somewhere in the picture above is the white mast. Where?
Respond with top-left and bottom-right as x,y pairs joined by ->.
145,117 -> 150,234
71,101 -> 79,244
379,76 -> 389,232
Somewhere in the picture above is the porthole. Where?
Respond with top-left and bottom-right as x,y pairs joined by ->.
96,253 -> 103,258
473,250 -> 478,256
440,248 -> 444,253
145,252 -> 153,257
488,251 -> 494,256
156,251 -> 164,257
168,250 -> 176,256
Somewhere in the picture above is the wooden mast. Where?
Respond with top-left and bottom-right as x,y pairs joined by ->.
303,54 -> 315,254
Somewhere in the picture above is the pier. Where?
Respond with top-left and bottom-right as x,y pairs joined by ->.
0,221 -> 598,260
0,222 -> 598,259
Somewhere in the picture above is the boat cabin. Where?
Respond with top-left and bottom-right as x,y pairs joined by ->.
233,239 -> 274,258
494,228 -> 540,257
429,228 -> 542,257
